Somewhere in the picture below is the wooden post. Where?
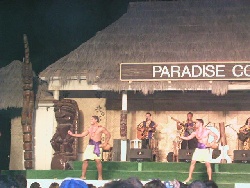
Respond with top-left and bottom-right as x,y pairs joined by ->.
21,34 -> 34,169
220,122 -> 227,146
120,91 -> 128,161
219,122 -> 227,163
218,122 -> 232,163
120,91 -> 128,139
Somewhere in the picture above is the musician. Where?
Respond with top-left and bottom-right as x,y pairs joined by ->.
137,112 -> 158,150
238,117 -> 250,150
177,112 -> 198,149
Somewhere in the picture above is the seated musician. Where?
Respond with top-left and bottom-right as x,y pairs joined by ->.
177,112 -> 198,149
137,112 -> 158,150
238,117 -> 250,150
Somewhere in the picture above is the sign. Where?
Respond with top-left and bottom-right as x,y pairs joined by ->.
120,62 -> 250,81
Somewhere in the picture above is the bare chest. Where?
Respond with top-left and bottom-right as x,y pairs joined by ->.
89,126 -> 102,137
196,129 -> 208,140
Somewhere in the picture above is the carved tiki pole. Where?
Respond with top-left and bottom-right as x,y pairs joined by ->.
21,34 -> 34,169
120,110 -> 127,140
50,99 -> 79,170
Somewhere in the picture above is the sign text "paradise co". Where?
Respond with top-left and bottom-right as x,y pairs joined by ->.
120,62 -> 250,81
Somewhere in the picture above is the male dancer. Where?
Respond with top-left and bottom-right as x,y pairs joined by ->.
180,119 -> 218,184
68,116 -> 111,180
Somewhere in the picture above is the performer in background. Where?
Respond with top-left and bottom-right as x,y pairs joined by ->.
137,112 -> 158,160
180,119 -> 218,184
177,112 -> 198,149
238,117 -> 250,150
68,116 -> 111,180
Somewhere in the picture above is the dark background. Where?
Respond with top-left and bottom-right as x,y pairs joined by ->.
0,0 -> 132,74
0,0 -> 173,74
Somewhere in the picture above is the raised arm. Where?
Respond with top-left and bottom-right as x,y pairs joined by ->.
68,129 -> 89,138
180,132 -> 196,140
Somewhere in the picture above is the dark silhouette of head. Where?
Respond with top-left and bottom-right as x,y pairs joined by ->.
49,182 -> 60,188
203,180 -> 218,188
30,182 -> 41,188
103,179 -> 134,188
126,177 -> 143,188
144,179 -> 165,188
188,180 -> 206,188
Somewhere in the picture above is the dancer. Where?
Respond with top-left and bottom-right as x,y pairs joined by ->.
68,115 -> 111,180
180,119 -> 218,184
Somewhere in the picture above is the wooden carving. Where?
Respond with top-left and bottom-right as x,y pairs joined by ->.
50,99 -> 79,170
21,34 -> 34,169
120,110 -> 127,139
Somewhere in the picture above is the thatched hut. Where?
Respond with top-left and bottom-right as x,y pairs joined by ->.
0,60 -> 23,109
0,60 -> 24,170
38,0 -> 250,163
40,0 -> 250,95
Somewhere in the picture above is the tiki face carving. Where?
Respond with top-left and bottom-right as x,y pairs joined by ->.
54,105 -> 75,125
120,110 -> 127,138
50,99 -> 79,169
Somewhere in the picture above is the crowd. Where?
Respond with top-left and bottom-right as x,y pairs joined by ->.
58,178 -> 218,188
0,174 -> 218,188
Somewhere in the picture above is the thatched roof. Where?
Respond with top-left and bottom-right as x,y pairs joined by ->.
0,60 -> 23,109
40,0 -> 250,95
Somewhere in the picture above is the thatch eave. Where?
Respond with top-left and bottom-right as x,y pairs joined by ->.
39,0 -> 250,95
0,60 -> 23,110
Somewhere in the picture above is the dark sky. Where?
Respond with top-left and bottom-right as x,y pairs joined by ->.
0,0 -> 130,74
